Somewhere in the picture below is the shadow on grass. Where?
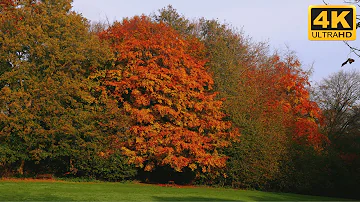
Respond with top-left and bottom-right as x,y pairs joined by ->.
0,193 -> 75,201
153,194 -> 340,201
153,196 -> 238,201
242,193 -> 344,201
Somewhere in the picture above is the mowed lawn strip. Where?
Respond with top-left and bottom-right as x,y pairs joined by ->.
0,180 -> 348,201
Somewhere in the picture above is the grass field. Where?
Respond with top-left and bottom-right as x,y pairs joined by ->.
0,179 -> 347,201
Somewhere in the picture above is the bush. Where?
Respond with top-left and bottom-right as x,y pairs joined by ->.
75,152 -> 137,182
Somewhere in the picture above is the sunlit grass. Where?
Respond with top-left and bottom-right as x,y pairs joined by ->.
0,179 -> 348,201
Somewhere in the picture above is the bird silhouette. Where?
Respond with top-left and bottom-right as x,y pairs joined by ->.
341,58 -> 355,67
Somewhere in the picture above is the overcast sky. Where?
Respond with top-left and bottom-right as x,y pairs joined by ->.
71,0 -> 359,83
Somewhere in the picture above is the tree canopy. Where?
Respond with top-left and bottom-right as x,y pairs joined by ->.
97,15 -> 238,173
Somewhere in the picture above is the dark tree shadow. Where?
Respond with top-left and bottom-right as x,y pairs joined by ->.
153,193 -> 342,201
1,193 -> 75,201
153,196 -> 239,201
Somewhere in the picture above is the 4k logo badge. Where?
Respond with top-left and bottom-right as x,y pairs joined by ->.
308,5 -> 356,40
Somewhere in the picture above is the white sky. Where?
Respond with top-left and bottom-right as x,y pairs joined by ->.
71,0 -> 359,83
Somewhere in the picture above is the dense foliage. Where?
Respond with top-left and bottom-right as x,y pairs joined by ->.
0,1 -> 358,199
0,0 -> 136,181
152,6 -> 330,192
96,16 -> 237,174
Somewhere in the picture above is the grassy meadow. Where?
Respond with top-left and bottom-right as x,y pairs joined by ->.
0,179 -> 348,201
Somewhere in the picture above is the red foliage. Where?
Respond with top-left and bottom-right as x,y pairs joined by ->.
0,0 -> 15,7
245,54 -> 328,150
98,16 -> 238,172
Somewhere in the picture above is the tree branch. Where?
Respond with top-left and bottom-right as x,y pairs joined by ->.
343,41 -> 360,57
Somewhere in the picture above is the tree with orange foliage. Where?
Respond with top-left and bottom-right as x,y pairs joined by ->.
248,54 -> 328,149
152,7 -> 328,187
97,16 -> 237,173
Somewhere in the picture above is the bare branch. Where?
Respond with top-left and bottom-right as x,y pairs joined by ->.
343,41 -> 360,57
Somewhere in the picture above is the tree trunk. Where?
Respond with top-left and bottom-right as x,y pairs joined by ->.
17,160 -> 24,175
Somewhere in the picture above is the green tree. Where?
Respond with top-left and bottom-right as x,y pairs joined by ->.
0,0 -> 135,180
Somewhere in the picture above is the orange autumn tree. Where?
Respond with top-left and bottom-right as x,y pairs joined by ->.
97,16 -> 237,173
245,54 -> 328,149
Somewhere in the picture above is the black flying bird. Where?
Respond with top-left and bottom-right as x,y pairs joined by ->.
341,58 -> 355,67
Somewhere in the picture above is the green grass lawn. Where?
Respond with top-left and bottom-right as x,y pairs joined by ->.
0,180 -> 347,201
